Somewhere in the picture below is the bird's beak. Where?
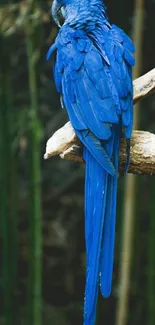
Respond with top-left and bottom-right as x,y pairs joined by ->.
52,0 -> 62,28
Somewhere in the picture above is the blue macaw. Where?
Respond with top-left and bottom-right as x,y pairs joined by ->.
47,0 -> 135,324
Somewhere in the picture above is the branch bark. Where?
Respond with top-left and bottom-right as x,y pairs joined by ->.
44,69 -> 155,175
133,68 -> 155,103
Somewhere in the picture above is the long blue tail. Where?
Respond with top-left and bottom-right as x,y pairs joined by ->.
99,130 -> 120,297
83,127 -> 120,325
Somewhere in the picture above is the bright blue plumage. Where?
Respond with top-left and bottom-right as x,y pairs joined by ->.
47,1 -> 135,324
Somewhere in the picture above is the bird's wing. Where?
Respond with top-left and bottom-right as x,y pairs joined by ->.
47,24 -> 134,169
89,22 -> 135,137
48,24 -> 135,139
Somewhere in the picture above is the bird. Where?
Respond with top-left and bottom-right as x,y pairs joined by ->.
47,1 -> 135,324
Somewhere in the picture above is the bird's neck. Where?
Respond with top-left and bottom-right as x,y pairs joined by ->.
63,0 -> 108,30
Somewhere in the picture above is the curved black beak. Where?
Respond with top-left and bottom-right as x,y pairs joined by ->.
52,0 -> 62,28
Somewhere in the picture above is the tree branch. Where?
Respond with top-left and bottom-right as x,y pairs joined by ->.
133,68 -> 155,103
44,69 -> 155,175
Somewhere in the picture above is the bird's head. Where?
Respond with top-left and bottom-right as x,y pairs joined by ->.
52,0 -> 78,27
51,0 -> 106,28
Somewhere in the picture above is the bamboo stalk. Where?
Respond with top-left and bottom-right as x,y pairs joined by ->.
26,4 -> 42,325
5,48 -> 19,325
0,34 -> 20,324
10,150 -> 19,323
116,1 -> 144,325
0,35 -> 12,325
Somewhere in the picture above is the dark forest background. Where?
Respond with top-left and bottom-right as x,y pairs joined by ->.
0,0 -> 155,325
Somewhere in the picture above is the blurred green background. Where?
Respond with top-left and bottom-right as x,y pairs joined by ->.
0,0 -> 155,325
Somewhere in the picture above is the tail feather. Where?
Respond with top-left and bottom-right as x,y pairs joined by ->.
99,173 -> 118,297
83,147 -> 108,325
99,130 -> 120,297
83,126 -> 120,324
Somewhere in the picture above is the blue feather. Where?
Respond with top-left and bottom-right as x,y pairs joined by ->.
76,129 -> 115,175
124,48 -> 135,66
46,43 -> 57,60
